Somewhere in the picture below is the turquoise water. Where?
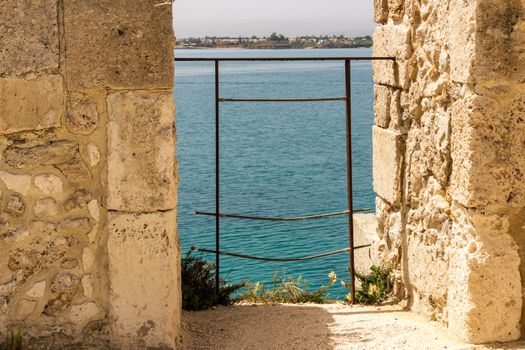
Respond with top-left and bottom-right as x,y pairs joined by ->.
175,48 -> 374,297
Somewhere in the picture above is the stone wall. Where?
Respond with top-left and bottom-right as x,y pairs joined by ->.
0,1 -> 180,348
372,0 -> 525,343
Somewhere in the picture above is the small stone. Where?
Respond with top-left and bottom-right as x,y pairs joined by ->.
87,225 -> 98,245
27,280 -> 47,298
53,236 -> 68,247
60,258 -> 79,270
64,189 -> 92,210
59,218 -> 92,233
31,221 -> 58,235
0,171 -> 31,196
82,248 -> 95,271
1,229 -> 29,243
6,193 -> 25,216
51,272 -> 80,293
15,300 -> 37,319
81,274 -> 94,298
33,198 -> 59,218
66,95 -> 99,135
87,200 -> 100,222
86,142 -> 101,167
34,174 -> 63,196
67,301 -> 99,323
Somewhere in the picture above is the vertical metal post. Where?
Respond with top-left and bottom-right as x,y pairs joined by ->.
215,60 -> 220,295
344,59 -> 356,305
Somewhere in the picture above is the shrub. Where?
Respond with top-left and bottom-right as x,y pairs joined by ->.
237,271 -> 337,304
341,265 -> 392,305
181,248 -> 242,310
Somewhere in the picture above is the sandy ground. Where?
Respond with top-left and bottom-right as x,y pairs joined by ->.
180,303 -> 525,350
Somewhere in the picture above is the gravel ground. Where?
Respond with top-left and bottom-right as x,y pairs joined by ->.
180,303 -> 525,350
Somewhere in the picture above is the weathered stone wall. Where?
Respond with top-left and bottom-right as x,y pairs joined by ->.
0,1 -> 180,348
373,0 -> 525,343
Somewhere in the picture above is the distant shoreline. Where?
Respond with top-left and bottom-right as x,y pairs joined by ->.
175,46 -> 372,50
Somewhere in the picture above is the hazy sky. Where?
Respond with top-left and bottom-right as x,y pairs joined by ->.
173,0 -> 376,38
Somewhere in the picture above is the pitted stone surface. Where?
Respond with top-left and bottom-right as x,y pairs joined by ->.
64,0 -> 174,90
107,91 -> 176,211
0,0 -> 59,76
4,141 -> 91,180
373,126 -> 403,206
0,76 -> 63,135
108,211 -> 180,349
66,95 -> 99,135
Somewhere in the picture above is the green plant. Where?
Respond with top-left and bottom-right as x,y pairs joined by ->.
341,266 -> 392,305
181,247 -> 243,311
237,271 -> 337,304
5,325 -> 23,350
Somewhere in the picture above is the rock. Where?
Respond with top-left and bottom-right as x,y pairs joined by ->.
26,281 -> 47,298
107,210 -> 179,348
374,85 -> 391,128
0,75 -> 63,135
50,272 -> 80,295
82,248 -> 95,271
59,218 -> 92,234
0,0 -> 58,76
15,300 -> 37,319
33,198 -> 59,218
81,274 -> 94,298
86,143 -> 101,167
64,189 -> 92,210
87,200 -> 100,222
31,221 -> 58,236
107,91 -> 176,211
66,95 -> 99,135
64,0 -> 174,90
1,229 -> 29,243
6,193 -> 25,216
67,301 -> 100,323
34,174 -> 63,196
60,258 -> 79,270
4,141 -> 91,180
372,126 -> 404,206
0,171 -> 31,196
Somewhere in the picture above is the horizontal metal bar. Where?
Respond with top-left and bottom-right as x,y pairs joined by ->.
219,97 -> 346,103
195,208 -> 370,221
197,245 -> 371,262
174,57 -> 395,62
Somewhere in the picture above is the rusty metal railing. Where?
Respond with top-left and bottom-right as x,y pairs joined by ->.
175,56 -> 395,304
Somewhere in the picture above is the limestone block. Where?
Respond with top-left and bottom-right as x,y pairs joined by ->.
0,76 -> 63,135
372,24 -> 412,89
66,95 -> 99,135
64,0 -> 174,90
353,214 -> 379,275
26,281 -> 46,299
0,171 -> 31,196
108,211 -> 180,349
33,198 -> 59,218
447,0 -> 476,83
0,0 -> 58,76
374,85 -> 391,128
447,205 -> 521,343
373,126 -> 403,206
374,0 -> 388,23
34,174 -> 63,196
107,91 -> 176,211
4,141 -> 91,180
387,0 -> 405,21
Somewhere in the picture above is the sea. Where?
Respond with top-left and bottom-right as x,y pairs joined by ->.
174,48 -> 375,298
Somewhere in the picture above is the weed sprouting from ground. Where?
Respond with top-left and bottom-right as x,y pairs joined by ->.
342,266 -> 392,305
181,247 -> 243,310
236,271 -> 337,304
